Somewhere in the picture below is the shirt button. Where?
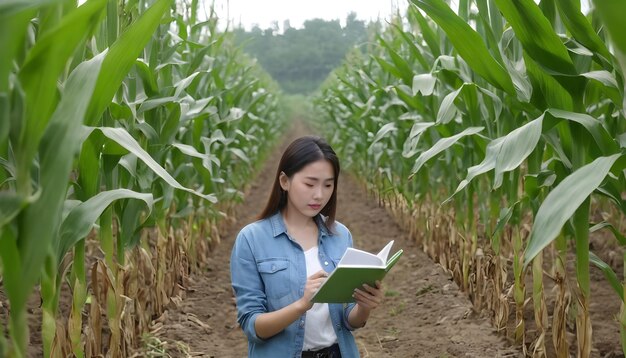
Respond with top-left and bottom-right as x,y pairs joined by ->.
324,261 -> 329,266
300,320 -> 305,327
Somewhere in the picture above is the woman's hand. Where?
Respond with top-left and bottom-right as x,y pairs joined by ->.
347,280 -> 383,328
297,270 -> 328,312
353,280 -> 383,311
255,270 -> 329,339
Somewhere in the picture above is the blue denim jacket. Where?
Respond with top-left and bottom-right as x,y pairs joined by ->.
230,212 -> 361,357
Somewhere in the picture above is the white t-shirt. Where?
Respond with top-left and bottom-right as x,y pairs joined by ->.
303,246 -> 338,351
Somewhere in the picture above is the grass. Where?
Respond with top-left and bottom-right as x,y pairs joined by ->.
389,302 -> 406,317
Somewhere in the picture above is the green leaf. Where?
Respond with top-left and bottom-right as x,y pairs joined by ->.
590,221 -> 626,246
229,147 -> 250,164
369,122 -> 397,150
436,86 -> 462,124
0,0 -> 62,15
492,200 -> 521,238
592,0 -> 626,110
546,109 -> 620,155
402,121 -> 436,158
555,0 -> 612,63
493,117 -> 543,188
409,126 -> 484,176
83,126 -> 217,203
391,22 -> 430,70
15,0 -> 106,187
445,136 -> 506,203
494,0 -> 585,98
134,59 -> 159,97
0,226 -> 22,307
377,35 -> 414,85
85,0 -> 173,125
408,3 -> 441,59
56,189 -> 153,263
0,6 -> 35,92
16,52 -> 105,313
0,192 -> 28,227
411,0 -> 516,95
413,74 -> 437,96
593,0 -> 626,56
171,142 -> 214,172
524,154 -> 622,266
589,251 -> 623,301
524,53 -> 573,110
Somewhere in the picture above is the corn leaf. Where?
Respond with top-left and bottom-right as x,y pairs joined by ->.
589,251 -> 623,300
494,0 -> 586,98
0,6 -> 35,92
411,0 -> 516,95
56,189 -> 153,263
524,154 -> 622,266
493,117 -> 543,188
85,0 -> 173,125
17,0 -> 106,172
16,52 -> 105,311
555,0 -> 612,63
592,0 -> 626,56
0,192 -> 29,227
410,126 -> 484,176
593,0 -> 626,111
369,122 -> 397,150
0,226 -> 22,308
590,221 -> 626,246
83,126 -> 217,203
444,136 -> 505,203
407,3 -> 441,59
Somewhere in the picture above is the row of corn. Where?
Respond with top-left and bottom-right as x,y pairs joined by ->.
0,0 -> 284,357
313,0 -> 626,356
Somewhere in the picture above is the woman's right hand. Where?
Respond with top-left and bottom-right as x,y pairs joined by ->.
298,270 -> 328,311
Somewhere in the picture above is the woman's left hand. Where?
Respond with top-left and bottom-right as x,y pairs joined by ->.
352,280 -> 383,311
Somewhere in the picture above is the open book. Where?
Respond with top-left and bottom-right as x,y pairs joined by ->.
311,240 -> 403,303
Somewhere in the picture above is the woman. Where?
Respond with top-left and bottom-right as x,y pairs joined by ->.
230,135 -> 383,357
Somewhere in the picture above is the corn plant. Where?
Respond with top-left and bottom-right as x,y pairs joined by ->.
0,0 -> 283,356
314,0 -> 626,356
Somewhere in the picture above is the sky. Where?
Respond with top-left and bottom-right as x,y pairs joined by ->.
208,0 -> 408,30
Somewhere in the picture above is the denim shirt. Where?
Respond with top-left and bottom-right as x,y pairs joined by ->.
230,212 -> 361,358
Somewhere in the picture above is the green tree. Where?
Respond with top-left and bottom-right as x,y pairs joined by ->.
232,13 -> 376,94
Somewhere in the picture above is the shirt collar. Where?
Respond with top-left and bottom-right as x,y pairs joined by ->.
269,211 -> 330,238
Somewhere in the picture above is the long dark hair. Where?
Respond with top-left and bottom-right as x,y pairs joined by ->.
258,135 -> 340,228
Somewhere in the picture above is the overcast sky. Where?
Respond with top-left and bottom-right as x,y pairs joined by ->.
209,0 -> 408,30
204,1 -> 593,31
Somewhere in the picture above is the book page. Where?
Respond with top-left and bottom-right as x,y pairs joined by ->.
337,240 -> 395,268
338,247 -> 384,267
376,240 -> 394,263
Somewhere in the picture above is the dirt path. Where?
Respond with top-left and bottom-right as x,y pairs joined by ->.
148,120 -> 521,357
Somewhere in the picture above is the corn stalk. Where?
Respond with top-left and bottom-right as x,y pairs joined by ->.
314,0 -> 626,356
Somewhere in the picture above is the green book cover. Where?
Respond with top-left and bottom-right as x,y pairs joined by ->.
311,241 -> 403,303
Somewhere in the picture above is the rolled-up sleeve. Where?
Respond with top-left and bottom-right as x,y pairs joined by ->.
342,303 -> 359,331
230,231 -> 267,344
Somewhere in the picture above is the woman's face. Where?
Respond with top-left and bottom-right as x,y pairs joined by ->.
280,159 -> 335,219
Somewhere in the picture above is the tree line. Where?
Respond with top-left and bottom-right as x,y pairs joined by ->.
231,13 -> 380,94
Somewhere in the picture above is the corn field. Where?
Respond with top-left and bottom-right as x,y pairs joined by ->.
0,0 -> 285,356
313,0 -> 626,357
1,0 -> 626,357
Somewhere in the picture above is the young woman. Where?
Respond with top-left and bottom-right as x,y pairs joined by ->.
230,135 -> 384,357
